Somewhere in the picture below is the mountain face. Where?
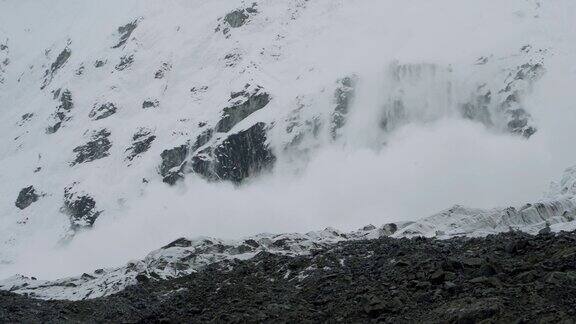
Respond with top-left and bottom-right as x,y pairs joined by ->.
1,0 -> 576,301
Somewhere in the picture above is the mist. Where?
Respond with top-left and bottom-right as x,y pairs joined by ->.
5,106 -> 574,280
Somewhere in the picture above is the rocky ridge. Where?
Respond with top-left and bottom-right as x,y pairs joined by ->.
2,230 -> 576,322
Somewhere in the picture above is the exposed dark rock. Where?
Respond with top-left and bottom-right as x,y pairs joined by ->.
159,144 -> 189,185
63,184 -> 102,229
46,89 -> 73,134
17,113 -> 34,126
330,76 -> 356,139
94,59 -> 106,68
115,54 -> 134,71
125,128 -> 156,161
0,41 -> 7,84
192,122 -> 275,183
217,3 -> 258,36
500,92 -> 536,138
3,231 -> 576,322
223,50 -> 242,67
162,238 -> 193,249
41,46 -> 71,90
498,59 -> 544,138
225,9 -> 249,28
112,20 -> 138,49
190,86 -> 209,100
215,87 -> 271,133
381,223 -> 399,236
154,62 -> 171,79
142,99 -> 159,109
88,102 -> 117,121
190,128 -> 213,152
70,129 -> 112,166
15,186 -> 40,210
75,64 -> 84,76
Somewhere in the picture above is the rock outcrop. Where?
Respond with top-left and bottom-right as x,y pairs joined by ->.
46,89 -> 73,134
215,87 -> 271,133
62,183 -> 102,229
192,122 -> 275,183
14,186 -> 40,210
70,129 -> 112,166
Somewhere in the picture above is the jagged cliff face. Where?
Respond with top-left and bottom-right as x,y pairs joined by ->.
0,0 -> 575,280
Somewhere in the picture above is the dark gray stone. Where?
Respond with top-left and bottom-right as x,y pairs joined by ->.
142,99 -> 159,109
162,238 -> 193,249
89,103 -> 117,121
159,145 -> 189,185
225,10 -> 250,28
75,65 -> 84,76
154,62 -> 171,79
15,186 -> 40,210
115,54 -> 134,71
17,113 -> 34,126
192,122 -> 275,184
217,3 -> 258,37
215,88 -> 271,133
41,47 -> 71,90
94,59 -> 106,68
46,89 -> 73,134
70,129 -> 112,166
330,76 -> 356,139
112,20 -> 138,49
190,128 -> 213,152
63,184 -> 102,229
126,129 -> 156,161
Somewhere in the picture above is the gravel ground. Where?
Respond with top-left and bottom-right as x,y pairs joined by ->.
2,231 -> 576,323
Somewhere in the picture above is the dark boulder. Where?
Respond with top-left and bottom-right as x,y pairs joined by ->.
330,76 -> 356,139
89,103 -> 117,121
217,3 -> 258,36
225,9 -> 249,28
126,129 -> 156,161
215,87 -> 271,133
192,122 -> 275,184
70,129 -> 112,166
41,46 -> 71,90
115,54 -> 134,71
94,59 -> 106,68
15,186 -> 40,210
159,144 -> 189,185
63,184 -> 102,229
189,128 -> 213,153
154,62 -> 171,79
142,99 -> 159,109
112,20 -> 138,49
17,113 -> 34,126
162,238 -> 193,249
46,89 -> 73,134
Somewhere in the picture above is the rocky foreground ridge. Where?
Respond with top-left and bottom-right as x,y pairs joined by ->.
2,230 -> 576,323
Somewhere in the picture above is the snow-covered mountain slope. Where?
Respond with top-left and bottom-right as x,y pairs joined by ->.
1,0 -> 576,291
